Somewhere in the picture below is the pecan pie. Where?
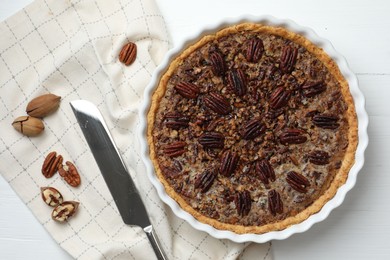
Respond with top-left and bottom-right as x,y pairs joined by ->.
147,23 -> 358,234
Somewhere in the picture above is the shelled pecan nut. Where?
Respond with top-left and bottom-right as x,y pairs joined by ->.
164,112 -> 190,129
305,110 -> 320,118
269,86 -> 291,109
302,81 -> 326,97
199,132 -> 225,149
194,169 -> 217,193
241,118 -> 266,140
203,92 -> 232,115
42,151 -> 63,178
58,161 -> 81,187
206,118 -> 225,132
309,150 -> 330,165
41,187 -> 63,207
234,190 -> 251,216
266,108 -> 284,119
286,171 -> 310,193
51,201 -> 79,222
280,45 -> 298,73
255,159 -> 276,184
161,164 -> 182,179
227,68 -> 247,97
279,128 -> 308,145
219,150 -> 239,177
118,42 -> 137,66
267,65 -> 282,81
175,82 -> 200,99
209,51 -> 226,76
312,114 -> 340,129
163,141 -> 186,157
268,189 -> 283,216
245,38 -> 264,62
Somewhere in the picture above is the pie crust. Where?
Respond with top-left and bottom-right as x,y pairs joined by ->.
147,23 -> 358,234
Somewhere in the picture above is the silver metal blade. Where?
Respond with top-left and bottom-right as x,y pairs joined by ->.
70,100 -> 150,228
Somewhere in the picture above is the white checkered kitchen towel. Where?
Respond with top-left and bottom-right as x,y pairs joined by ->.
0,0 -> 272,259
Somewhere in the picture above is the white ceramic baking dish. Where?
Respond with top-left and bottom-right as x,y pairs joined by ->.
139,15 -> 368,243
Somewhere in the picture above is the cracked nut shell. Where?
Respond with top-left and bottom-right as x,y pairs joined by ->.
51,201 -> 79,222
12,116 -> 44,136
41,187 -> 63,207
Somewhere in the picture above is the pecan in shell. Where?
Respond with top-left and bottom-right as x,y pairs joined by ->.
227,69 -> 247,97
26,93 -> 61,118
42,151 -> 63,178
12,116 -> 44,137
245,38 -> 264,63
203,92 -> 232,115
268,189 -> 283,216
163,141 -> 186,157
280,45 -> 298,73
286,171 -> 310,193
241,118 -> 266,140
41,187 -> 63,207
52,201 -> 79,222
199,132 -> 225,149
219,150 -> 239,177
234,190 -> 251,216
194,169 -> 217,193
279,128 -> 308,145
269,86 -> 291,109
313,114 -> 340,129
309,150 -> 330,165
175,82 -> 200,99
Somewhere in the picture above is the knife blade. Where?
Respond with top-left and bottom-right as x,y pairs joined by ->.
70,100 -> 167,260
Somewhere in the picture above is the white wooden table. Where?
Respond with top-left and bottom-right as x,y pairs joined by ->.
1,0 -> 389,259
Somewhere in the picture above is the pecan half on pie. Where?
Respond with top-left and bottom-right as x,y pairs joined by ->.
147,23 -> 358,234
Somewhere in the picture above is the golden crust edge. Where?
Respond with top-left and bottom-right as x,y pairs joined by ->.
147,22 -> 358,234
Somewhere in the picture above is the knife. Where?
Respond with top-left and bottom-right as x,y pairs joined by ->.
70,100 -> 167,260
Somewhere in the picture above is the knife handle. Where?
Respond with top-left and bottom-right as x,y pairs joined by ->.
144,225 -> 168,260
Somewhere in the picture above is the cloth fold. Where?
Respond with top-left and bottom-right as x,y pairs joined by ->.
0,0 -> 272,259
